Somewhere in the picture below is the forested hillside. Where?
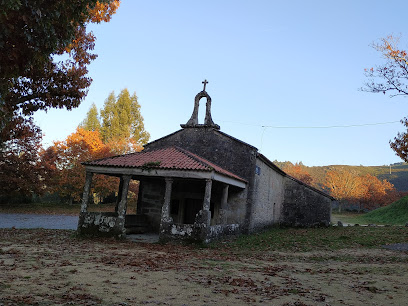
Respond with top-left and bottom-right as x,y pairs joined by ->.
274,162 -> 408,192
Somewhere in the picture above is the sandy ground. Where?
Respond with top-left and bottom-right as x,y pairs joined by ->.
1,229 -> 408,306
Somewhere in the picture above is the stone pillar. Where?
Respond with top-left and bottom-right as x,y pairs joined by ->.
117,175 -> 131,218
197,179 -> 212,228
80,172 -> 93,213
116,175 -> 131,237
161,178 -> 173,223
203,179 -> 212,211
159,178 -> 174,241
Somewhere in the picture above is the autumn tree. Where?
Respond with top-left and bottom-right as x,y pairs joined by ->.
0,117 -> 45,200
283,162 -> 314,185
79,103 -> 101,132
100,89 -> 150,153
0,0 -> 120,146
324,168 -> 365,212
362,35 -> 408,97
0,1 -> 119,200
359,174 -> 397,211
362,35 -> 408,162
45,128 -> 117,203
324,168 -> 397,212
390,117 -> 408,163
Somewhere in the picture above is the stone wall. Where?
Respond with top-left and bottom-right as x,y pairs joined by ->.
250,157 -> 285,231
145,128 -> 258,182
159,222 -> 240,243
77,212 -> 125,238
223,186 -> 248,224
282,177 -> 332,227
139,178 -> 165,231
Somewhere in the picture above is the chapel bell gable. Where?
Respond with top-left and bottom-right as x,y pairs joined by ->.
181,79 -> 220,130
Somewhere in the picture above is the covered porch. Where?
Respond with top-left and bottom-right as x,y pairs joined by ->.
77,147 -> 247,243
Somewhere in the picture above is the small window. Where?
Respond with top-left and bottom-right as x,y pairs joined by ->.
255,166 -> 261,175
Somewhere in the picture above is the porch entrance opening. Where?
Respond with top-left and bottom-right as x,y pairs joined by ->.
183,198 -> 202,224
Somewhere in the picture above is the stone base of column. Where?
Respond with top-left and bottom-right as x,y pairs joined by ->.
77,211 -> 126,239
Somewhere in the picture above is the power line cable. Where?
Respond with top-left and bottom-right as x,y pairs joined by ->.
219,120 -> 401,129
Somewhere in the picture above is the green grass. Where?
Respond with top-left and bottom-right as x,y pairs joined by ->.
355,196 -> 408,225
331,212 -> 364,224
213,226 -> 408,252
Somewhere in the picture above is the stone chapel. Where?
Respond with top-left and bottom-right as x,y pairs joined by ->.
77,81 -> 334,242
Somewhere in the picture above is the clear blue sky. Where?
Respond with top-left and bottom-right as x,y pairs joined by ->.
34,0 -> 408,166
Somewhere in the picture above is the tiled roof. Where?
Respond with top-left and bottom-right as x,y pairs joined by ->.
83,146 -> 247,183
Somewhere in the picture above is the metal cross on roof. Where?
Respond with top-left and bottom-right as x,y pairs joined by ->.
202,79 -> 208,91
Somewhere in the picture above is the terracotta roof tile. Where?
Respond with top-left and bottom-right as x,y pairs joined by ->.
83,146 -> 247,183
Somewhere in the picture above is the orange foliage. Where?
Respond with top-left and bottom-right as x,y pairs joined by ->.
44,128 -> 117,202
359,174 -> 397,210
324,168 -> 364,206
380,35 -> 408,64
283,163 -> 313,185
106,138 -> 143,155
390,117 -> 408,163
324,168 -> 397,211
87,0 -> 121,23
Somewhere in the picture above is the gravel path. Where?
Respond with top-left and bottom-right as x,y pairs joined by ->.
382,243 -> 408,251
0,213 -> 78,230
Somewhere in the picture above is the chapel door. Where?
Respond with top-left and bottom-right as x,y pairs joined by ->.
184,198 -> 202,224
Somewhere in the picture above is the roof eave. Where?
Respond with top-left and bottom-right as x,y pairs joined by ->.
84,165 -> 246,188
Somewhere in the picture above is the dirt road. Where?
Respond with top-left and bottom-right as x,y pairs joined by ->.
0,213 -> 78,230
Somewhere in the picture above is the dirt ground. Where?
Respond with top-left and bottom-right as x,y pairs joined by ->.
1,229 -> 407,306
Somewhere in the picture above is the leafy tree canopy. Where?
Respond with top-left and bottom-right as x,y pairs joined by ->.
43,128 -> 117,202
324,167 -> 396,212
363,35 -> 408,163
0,0 -> 120,143
282,162 -> 313,186
99,89 -> 150,153
362,35 -> 408,97
0,117 -> 45,198
79,103 -> 101,132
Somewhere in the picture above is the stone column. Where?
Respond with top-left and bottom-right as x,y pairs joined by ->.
159,178 -> 174,241
80,171 -> 93,213
203,179 -> 212,211
197,179 -> 212,228
116,175 -> 131,238
161,178 -> 173,223
117,175 -> 131,218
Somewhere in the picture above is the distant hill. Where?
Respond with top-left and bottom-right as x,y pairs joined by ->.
274,161 -> 408,192
357,196 -> 408,225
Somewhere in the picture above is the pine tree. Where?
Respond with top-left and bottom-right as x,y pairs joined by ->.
100,91 -> 119,143
79,103 -> 101,132
129,91 -> 150,145
100,89 -> 150,152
